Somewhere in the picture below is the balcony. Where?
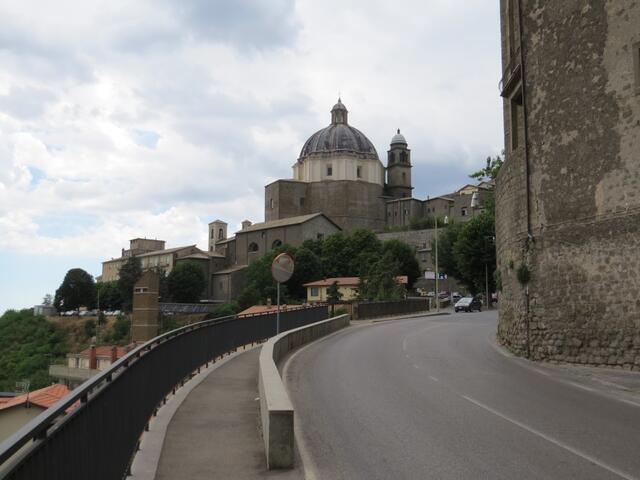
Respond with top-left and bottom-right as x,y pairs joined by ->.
499,47 -> 522,98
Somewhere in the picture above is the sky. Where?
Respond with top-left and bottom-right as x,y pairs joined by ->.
0,0 -> 504,313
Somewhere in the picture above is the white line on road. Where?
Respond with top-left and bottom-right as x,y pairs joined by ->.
429,375 -> 439,382
462,395 -> 638,480
567,381 -> 595,392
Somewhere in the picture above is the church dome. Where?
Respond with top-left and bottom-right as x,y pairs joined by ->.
390,129 -> 407,145
299,99 -> 379,160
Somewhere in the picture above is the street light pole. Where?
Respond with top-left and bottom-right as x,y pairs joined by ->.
434,218 -> 439,313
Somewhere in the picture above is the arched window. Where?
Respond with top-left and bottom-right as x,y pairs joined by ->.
388,151 -> 394,163
272,239 -> 282,249
400,151 -> 407,163
218,228 -> 225,240
402,172 -> 406,182
248,242 -> 259,253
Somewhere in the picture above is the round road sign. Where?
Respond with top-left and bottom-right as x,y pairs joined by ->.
271,252 -> 294,283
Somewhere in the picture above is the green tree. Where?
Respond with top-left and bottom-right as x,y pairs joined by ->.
54,268 -> 96,311
452,213 -> 496,294
96,281 -> 123,311
470,152 -> 504,182
168,262 -> 206,303
117,256 -> 143,312
433,222 -> 464,281
359,252 -> 406,301
288,247 -> 323,299
381,239 -> 421,287
327,281 -> 343,315
0,310 -> 68,391
84,319 -> 96,338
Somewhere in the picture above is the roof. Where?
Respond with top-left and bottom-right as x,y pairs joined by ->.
181,252 -> 210,260
425,196 -> 455,203
0,384 -> 70,411
304,276 -> 408,287
238,304 -> 305,316
391,128 -> 407,145
208,219 -> 227,225
212,264 -> 249,275
237,213 -> 341,234
215,236 -> 236,245
136,245 -> 197,258
73,345 -> 128,359
299,100 -> 378,160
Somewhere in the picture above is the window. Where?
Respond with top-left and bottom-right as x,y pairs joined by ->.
326,164 -> 333,176
272,239 -> 282,249
388,151 -> 394,163
210,246 -> 213,252
218,228 -> 224,239
400,151 -> 407,163
210,229 -> 214,239
357,166 -> 362,178
461,207 -> 468,217
507,0 -> 518,57
248,242 -> 259,252
269,198 -> 274,209
300,197 -> 305,207
310,287 -> 319,297
134,287 -> 148,293
404,209 -> 408,216
317,233 -> 324,241
402,172 -> 406,182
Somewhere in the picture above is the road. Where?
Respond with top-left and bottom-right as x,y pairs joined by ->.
284,311 -> 640,480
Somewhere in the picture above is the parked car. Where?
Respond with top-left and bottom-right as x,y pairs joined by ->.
454,297 -> 482,313
426,291 -> 435,298
452,292 -> 462,301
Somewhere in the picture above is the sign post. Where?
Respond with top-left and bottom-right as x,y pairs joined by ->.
271,253 -> 295,335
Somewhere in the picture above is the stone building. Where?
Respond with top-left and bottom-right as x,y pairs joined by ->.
495,1 -> 640,368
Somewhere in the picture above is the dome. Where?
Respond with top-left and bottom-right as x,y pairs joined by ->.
299,99 -> 379,160
390,128 -> 407,145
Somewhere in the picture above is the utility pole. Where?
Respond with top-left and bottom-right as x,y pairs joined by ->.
434,217 -> 439,313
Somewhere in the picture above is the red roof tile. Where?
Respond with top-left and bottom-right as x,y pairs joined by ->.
303,276 -> 408,287
0,384 -> 70,411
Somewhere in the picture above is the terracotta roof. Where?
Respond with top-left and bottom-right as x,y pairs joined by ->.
237,213 -> 341,233
0,384 -> 70,411
238,304 -> 305,316
303,276 -> 408,287
74,345 -> 128,359
136,245 -> 197,258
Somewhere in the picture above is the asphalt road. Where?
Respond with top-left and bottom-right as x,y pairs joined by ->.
284,311 -> 640,480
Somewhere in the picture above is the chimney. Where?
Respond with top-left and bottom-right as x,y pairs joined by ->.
110,346 -> 118,364
241,220 -> 252,230
89,345 -> 97,370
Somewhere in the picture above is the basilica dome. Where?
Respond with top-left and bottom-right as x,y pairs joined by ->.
298,99 -> 379,160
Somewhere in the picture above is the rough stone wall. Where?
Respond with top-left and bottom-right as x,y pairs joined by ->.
496,0 -> 640,368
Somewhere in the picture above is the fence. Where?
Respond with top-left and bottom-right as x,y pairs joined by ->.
0,306 -> 328,480
355,298 -> 429,319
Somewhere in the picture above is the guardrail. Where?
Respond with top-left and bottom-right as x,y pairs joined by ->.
259,314 -> 350,469
355,298 -> 429,319
0,306 -> 328,480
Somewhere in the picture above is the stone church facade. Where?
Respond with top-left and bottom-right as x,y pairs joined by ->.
496,1 -> 640,368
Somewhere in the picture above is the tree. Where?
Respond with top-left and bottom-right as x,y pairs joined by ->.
433,222 -> 464,282
96,281 -> 123,311
168,262 -> 206,303
327,281 -> 343,315
84,319 -> 96,338
288,247 -> 323,299
0,309 -> 68,391
117,257 -> 142,312
42,294 -> 53,306
453,212 -> 496,294
381,239 -> 421,287
54,268 -> 96,311
470,152 -> 504,182
359,252 -> 406,301
109,314 -> 131,343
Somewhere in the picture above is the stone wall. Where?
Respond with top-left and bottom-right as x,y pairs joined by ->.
496,0 -> 640,369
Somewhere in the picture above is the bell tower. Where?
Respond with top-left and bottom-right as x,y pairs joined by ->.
386,129 -> 413,198
208,219 -> 227,253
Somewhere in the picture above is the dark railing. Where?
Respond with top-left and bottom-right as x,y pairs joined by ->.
0,306 -> 328,480
355,299 -> 429,319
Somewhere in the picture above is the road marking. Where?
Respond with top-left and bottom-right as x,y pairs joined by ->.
567,381 -> 595,392
429,375 -> 439,382
462,395 -> 638,480
412,363 -> 422,369
402,336 -> 409,351
618,397 -> 640,408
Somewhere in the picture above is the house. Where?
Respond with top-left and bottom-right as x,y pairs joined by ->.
303,276 -> 409,303
0,384 -> 71,443
49,344 -> 135,388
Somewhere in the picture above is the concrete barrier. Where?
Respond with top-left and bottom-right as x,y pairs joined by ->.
258,314 -> 350,469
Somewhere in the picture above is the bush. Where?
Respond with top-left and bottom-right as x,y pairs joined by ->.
109,314 -> 131,343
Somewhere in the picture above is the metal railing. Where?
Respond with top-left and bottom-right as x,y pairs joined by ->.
0,306 -> 328,480
355,299 -> 429,319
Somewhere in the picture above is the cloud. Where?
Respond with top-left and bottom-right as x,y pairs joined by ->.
0,0 -> 504,311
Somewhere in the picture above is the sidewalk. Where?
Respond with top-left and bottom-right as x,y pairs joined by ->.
154,348 -> 302,480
